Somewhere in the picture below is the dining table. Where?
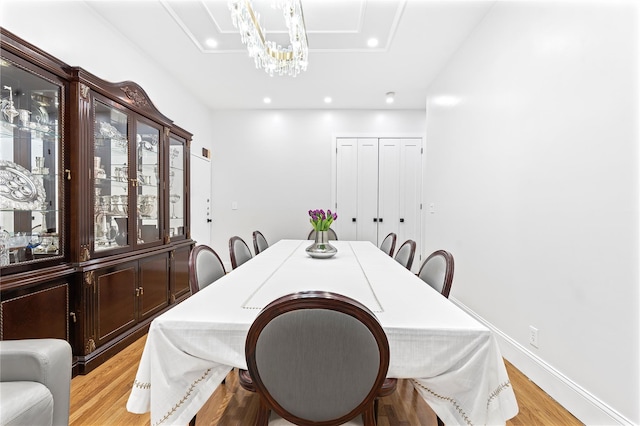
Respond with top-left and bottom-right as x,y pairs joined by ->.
126,239 -> 518,425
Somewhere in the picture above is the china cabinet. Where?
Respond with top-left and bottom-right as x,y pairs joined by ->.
1,28 -> 193,374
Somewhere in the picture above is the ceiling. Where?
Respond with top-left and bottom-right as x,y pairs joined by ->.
85,0 -> 495,110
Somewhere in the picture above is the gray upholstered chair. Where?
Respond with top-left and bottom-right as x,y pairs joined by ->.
0,338 -> 72,426
252,231 -> 269,255
240,291 -> 395,425
307,228 -> 338,241
417,250 -> 455,299
379,233 -> 397,257
229,236 -> 253,269
188,244 -> 227,294
394,239 -> 416,270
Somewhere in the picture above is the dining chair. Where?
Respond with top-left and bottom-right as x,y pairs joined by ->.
188,244 -> 227,295
393,239 -> 416,270
229,236 -> 253,269
379,232 -> 397,257
239,291 -> 396,425
417,250 -> 455,299
307,228 -> 338,241
252,230 -> 269,255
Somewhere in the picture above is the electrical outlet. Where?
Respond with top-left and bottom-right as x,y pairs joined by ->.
529,326 -> 539,348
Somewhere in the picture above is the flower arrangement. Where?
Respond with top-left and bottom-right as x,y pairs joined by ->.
308,209 -> 338,231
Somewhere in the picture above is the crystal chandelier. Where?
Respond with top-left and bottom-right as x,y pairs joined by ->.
229,0 -> 309,77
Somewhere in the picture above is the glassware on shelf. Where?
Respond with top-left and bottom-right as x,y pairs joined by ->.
1,86 -> 19,124
0,228 -> 10,266
169,194 -> 181,218
170,148 -> 179,167
18,109 -> 31,128
138,194 -> 156,218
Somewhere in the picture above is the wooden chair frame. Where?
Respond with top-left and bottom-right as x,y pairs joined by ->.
417,249 -> 455,299
379,232 -> 397,257
244,291 -> 393,426
394,239 -> 416,270
229,236 -> 252,270
252,230 -> 269,255
188,244 -> 226,295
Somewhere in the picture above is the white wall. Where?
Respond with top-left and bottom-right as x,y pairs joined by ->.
0,1 -> 216,245
423,2 -> 639,424
209,110 -> 425,269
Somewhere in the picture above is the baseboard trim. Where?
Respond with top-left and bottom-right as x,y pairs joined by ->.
450,297 -> 634,426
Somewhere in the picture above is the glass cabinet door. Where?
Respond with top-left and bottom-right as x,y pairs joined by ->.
93,101 -> 129,252
136,120 -> 161,245
0,58 -> 64,267
168,135 -> 185,239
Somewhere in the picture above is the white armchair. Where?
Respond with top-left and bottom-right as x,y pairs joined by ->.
0,339 -> 72,426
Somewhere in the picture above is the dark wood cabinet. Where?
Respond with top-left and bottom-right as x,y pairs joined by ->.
1,28 -> 194,375
93,262 -> 138,347
138,253 -> 170,320
1,278 -> 72,341
171,243 -> 192,303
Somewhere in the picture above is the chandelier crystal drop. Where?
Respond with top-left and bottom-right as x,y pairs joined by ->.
229,0 -> 309,77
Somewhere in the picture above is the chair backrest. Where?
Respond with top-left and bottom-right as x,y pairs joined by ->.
229,236 -> 253,269
394,239 -> 416,270
188,245 -> 226,294
307,228 -> 338,241
246,291 -> 390,426
379,232 -> 397,257
252,230 -> 269,255
417,250 -> 455,298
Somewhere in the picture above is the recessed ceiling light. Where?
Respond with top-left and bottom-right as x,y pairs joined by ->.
385,92 -> 395,104
367,38 -> 379,48
205,38 -> 218,48
324,97 -> 332,104
263,97 -> 272,104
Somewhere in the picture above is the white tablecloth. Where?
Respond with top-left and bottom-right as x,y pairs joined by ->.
126,240 -> 518,425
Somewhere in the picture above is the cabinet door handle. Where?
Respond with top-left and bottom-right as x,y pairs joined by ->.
400,218 -> 405,223
379,218 -> 383,223
139,286 -> 144,295
352,218 -> 356,222
65,169 -> 71,180
373,218 -> 378,222
70,312 -> 77,323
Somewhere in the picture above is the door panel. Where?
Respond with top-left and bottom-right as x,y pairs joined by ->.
190,153 -> 212,246
336,138 -> 358,240
96,264 -> 137,345
378,139 -> 401,245
334,137 -> 422,259
172,245 -> 191,302
356,139 -> 379,245
138,254 -> 170,320
1,283 -> 69,341
398,139 -> 422,262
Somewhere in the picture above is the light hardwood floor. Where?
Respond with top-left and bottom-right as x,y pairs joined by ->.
70,335 -> 583,425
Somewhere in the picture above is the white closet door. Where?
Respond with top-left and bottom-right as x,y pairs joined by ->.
356,138 -> 379,245
336,138 -> 358,240
377,139 -> 401,245
398,138 -> 422,263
